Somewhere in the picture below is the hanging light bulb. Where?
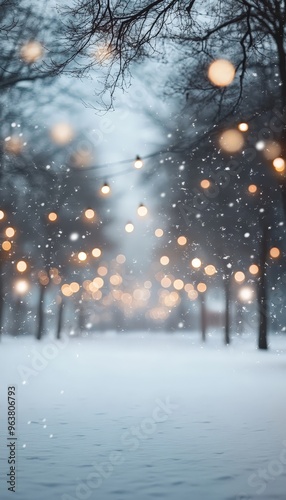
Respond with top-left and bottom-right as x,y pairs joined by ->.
101,182 -> 111,195
137,203 -> 148,216
134,155 -> 143,169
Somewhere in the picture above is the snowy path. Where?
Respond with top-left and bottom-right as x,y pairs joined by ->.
0,333 -> 285,500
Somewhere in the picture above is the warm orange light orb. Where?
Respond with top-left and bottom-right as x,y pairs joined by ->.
2,241 -> 11,251
238,122 -> 249,132
270,247 -> 280,258
78,251 -> 87,262
160,256 -> 170,266
20,41 -> 43,63
155,228 -> 164,237
101,183 -> 110,195
234,271 -> 245,283
263,141 -> 282,160
197,282 -> 207,293
0,210 -> 4,220
48,212 -> 58,222
16,261 -> 27,273
50,123 -> 74,145
177,236 -> 187,246
137,204 -> 148,217
173,279 -> 184,290
204,265 -> 217,276
84,208 -> 95,220
116,254 -> 126,264
249,264 -> 259,275
5,227 -> 15,238
208,59 -> 235,87
219,129 -> 244,153
248,184 -> 257,194
200,179 -> 210,189
92,248 -> 101,258
273,157 -> 285,172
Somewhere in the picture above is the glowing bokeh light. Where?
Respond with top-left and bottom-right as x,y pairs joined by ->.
208,59 -> 235,87
234,271 -> 245,283
48,212 -> 58,222
273,157 -> 285,172
78,251 -> 87,262
200,179 -> 210,189
191,258 -> 201,269
16,261 -> 27,273
219,129 -> 244,153
50,123 -> 74,145
177,236 -> 187,246
270,247 -> 280,258
134,156 -> 143,169
125,223 -> 134,233
248,184 -> 257,194
238,123 -> 249,132
249,264 -> 259,275
137,204 -> 148,217
92,248 -> 101,258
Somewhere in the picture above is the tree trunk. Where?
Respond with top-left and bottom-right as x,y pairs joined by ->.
258,222 -> 268,350
56,298 -> 64,340
200,293 -> 207,342
36,284 -> 46,340
224,278 -> 230,345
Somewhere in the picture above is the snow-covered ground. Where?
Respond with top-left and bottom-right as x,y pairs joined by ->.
0,332 -> 286,500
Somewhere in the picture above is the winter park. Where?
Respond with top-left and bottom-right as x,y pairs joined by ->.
0,1 -> 286,499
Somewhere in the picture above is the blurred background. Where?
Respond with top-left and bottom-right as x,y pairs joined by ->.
0,0 -> 286,350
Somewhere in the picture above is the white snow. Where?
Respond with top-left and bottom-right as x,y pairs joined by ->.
0,332 -> 285,500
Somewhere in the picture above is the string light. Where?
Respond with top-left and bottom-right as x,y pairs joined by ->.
134,155 -> 143,169
84,208 -> 95,220
137,204 -> 148,216
125,222 -> 134,233
0,210 -> 4,220
238,123 -> 249,132
101,182 -> 111,195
